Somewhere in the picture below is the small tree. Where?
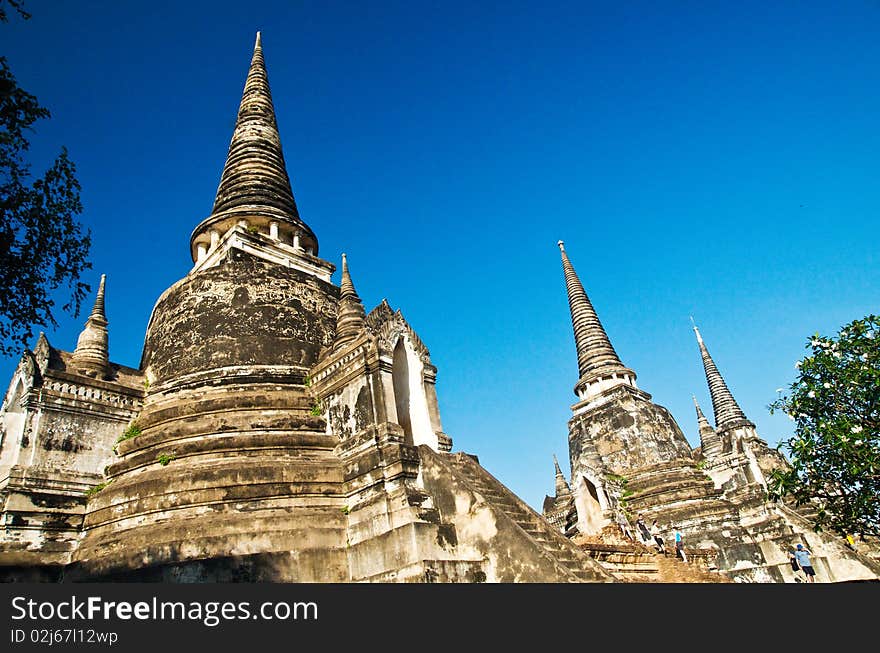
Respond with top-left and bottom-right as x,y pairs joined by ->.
769,315 -> 879,538
0,2 -> 92,358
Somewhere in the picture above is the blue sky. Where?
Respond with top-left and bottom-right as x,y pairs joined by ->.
2,1 -> 878,510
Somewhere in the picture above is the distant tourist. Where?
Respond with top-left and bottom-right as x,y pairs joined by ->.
616,511 -> 634,540
793,544 -> 816,583
788,549 -> 805,582
674,527 -> 687,562
635,514 -> 651,544
650,519 -> 666,554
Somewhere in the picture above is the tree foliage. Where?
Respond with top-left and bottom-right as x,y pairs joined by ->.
0,2 -> 91,357
768,315 -> 880,538
0,1 -> 29,22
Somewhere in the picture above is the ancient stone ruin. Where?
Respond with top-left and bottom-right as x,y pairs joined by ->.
0,34 -> 614,583
0,34 -> 876,583
542,241 -> 880,582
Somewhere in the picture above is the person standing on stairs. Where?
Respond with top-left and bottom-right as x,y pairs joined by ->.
650,519 -> 666,554
674,527 -> 687,562
635,514 -> 651,544
793,544 -> 816,583
788,549 -> 802,582
616,511 -> 634,541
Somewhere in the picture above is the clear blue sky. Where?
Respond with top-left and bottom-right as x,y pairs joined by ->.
2,1 -> 878,510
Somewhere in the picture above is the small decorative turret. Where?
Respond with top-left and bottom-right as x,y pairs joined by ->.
553,454 -> 571,496
71,274 -> 110,378
693,394 -> 723,459
558,241 -> 636,399
333,253 -> 366,349
692,320 -> 752,432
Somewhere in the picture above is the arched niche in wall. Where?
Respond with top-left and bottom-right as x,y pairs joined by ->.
388,335 -> 438,450
6,379 -> 25,413
0,377 -> 28,478
392,338 -> 413,444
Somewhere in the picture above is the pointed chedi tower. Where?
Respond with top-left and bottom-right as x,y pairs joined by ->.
333,253 -> 366,349
69,34 -> 348,581
542,454 -> 576,534
553,454 -> 571,497
692,323 -> 749,432
206,33 -> 302,227
693,394 -> 723,459
549,292 -> 872,583
691,321 -> 790,487
0,273 -> 143,557
68,34 -> 611,584
188,31 -> 323,274
556,241 -> 694,535
558,241 -> 636,400
71,275 -> 110,379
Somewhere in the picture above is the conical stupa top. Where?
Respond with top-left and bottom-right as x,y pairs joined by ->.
693,394 -> 710,427
72,275 -> 109,378
553,454 -> 563,477
333,253 -> 367,349
693,323 -> 749,430
553,455 -> 570,496
208,32 -> 305,228
89,274 -> 107,323
558,241 -> 633,386
339,253 -> 359,298
693,393 -> 722,457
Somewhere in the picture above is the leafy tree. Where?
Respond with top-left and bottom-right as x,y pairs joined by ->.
769,315 -> 880,539
0,1 -> 91,358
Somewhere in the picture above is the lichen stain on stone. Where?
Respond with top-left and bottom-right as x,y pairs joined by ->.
435,523 -> 457,550
40,427 -> 86,453
142,259 -> 337,383
30,494 -> 80,510
231,287 -> 250,307
354,385 -> 371,432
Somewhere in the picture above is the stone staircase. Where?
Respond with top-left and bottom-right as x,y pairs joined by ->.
444,452 -> 616,582
652,552 -> 733,583
773,502 -> 880,581
571,524 -> 732,582
573,528 -> 659,581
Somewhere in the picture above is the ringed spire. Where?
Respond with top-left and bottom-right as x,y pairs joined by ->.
693,321 -> 750,430
558,241 -> 635,397
189,32 -> 318,261
71,274 -> 110,379
553,454 -> 571,496
693,394 -> 723,457
333,253 -> 367,349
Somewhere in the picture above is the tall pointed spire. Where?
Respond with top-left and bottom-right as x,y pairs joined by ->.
553,454 -> 571,496
693,394 -> 722,457
212,31 -> 300,221
90,273 -> 106,321
692,321 -> 750,431
558,241 -> 635,396
190,32 -> 317,261
333,253 -> 366,349
71,275 -> 110,378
